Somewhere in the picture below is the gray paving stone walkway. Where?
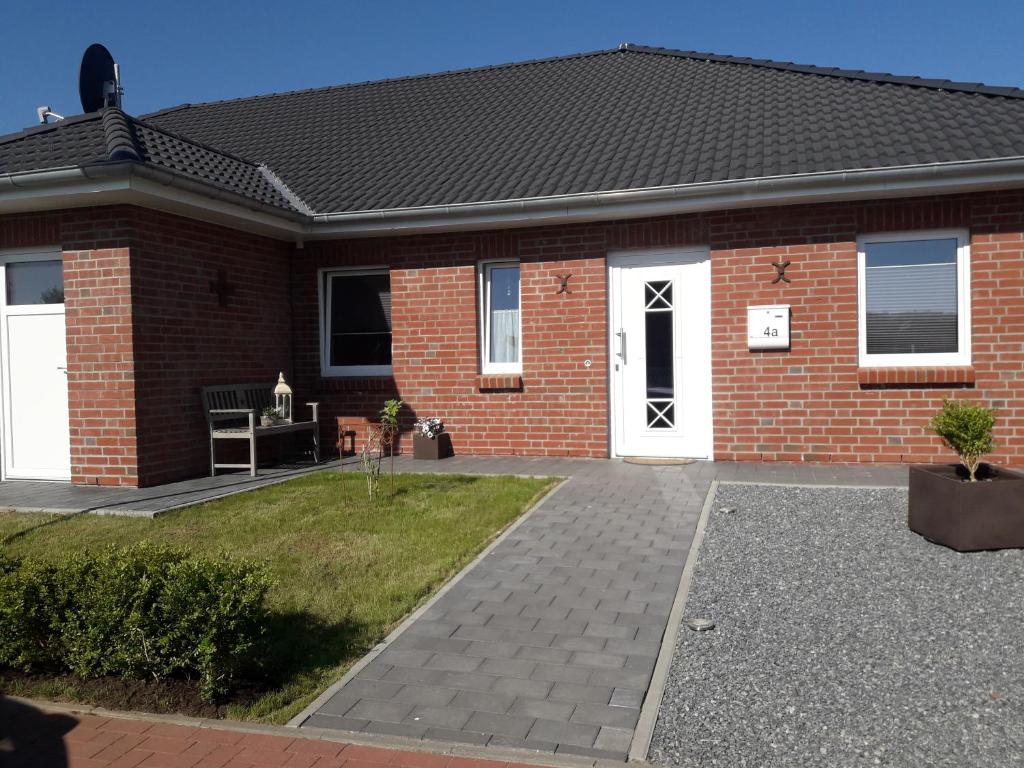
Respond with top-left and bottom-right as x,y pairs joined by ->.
298,457 -> 909,760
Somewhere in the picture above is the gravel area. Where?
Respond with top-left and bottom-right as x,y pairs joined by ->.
649,483 -> 1024,768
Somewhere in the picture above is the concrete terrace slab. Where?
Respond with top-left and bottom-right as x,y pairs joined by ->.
296,458 -> 909,761
0,460 -> 341,517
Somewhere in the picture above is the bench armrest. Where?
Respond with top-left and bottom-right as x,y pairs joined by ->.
306,402 -> 320,423
210,408 -> 255,414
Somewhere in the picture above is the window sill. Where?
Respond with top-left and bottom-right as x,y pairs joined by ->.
478,374 -> 524,392
319,375 -> 396,392
857,366 -> 975,387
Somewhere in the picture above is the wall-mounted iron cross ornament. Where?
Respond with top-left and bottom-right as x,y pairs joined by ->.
771,260 -> 792,284
556,273 -> 573,294
209,270 -> 235,306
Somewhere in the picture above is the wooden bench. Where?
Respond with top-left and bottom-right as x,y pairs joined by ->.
202,382 -> 319,477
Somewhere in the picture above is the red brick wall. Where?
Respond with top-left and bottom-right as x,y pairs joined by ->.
65,245 -> 138,484
0,207 -> 139,485
297,190 -> 1024,466
293,230 -> 609,457
0,206 -> 291,487
707,193 -> 1024,464
129,209 -> 292,485
5,189 -> 1024,486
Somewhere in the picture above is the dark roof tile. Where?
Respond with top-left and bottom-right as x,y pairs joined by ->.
6,46 -> 1024,217
0,109 -> 297,212
142,46 -> 1024,214
0,115 -> 109,173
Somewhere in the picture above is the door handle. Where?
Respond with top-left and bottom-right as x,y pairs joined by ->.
616,329 -> 627,365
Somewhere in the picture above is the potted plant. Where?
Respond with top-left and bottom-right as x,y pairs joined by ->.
413,417 -> 452,460
261,406 -> 281,427
909,399 -> 1024,551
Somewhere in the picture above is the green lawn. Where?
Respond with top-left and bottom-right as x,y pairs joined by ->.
0,470 -> 555,723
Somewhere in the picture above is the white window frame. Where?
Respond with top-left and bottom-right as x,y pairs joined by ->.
318,266 -> 393,377
857,229 -> 971,368
478,260 -> 522,374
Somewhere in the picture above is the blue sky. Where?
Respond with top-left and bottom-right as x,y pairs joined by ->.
2,0 -> 1022,136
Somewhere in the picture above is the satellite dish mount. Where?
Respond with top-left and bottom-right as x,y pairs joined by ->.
79,43 -> 123,113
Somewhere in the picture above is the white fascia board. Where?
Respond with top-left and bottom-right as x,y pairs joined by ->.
0,169 -> 133,213
0,165 -> 305,240
305,156 -> 1024,238
4,156 -> 1024,242
125,176 -> 305,238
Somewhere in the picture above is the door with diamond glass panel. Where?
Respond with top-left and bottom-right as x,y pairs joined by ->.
609,249 -> 712,458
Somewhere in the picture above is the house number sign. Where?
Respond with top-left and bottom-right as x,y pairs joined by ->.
747,305 -> 791,350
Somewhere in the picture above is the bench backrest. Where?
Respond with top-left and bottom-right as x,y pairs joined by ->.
200,383 -> 273,426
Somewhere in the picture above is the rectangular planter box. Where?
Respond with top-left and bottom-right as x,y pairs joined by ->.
413,432 -> 453,460
908,464 -> 1024,551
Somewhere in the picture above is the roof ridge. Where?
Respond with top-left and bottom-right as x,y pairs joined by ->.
100,109 -> 142,161
618,43 -> 1024,99
126,113 -> 266,167
141,47 -> 621,118
257,164 -> 315,215
144,45 -> 1024,122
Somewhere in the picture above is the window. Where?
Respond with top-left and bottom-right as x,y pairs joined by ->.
6,260 -> 63,305
320,268 -> 392,376
857,230 -> 970,367
644,280 -> 675,429
479,261 -> 521,373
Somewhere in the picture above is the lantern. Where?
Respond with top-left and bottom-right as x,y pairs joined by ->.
274,372 -> 293,422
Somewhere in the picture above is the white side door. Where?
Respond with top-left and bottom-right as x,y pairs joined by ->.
609,249 -> 712,458
0,250 -> 71,481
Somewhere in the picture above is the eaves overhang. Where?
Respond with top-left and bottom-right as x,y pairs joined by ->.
304,156 -> 1024,238
4,156 -> 1024,242
0,161 -> 306,240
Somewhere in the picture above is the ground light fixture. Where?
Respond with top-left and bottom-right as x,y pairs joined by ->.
687,617 -> 715,631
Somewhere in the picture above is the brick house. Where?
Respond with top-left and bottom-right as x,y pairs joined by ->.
2,44 -> 1024,487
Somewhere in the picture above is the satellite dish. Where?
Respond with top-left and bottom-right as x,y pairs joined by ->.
79,44 -> 121,113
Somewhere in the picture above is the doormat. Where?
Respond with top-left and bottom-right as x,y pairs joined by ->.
623,457 -> 697,466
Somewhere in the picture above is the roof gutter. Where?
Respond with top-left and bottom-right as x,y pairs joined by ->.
86,162 -> 307,223
0,161 -> 306,238
4,155 -> 1024,241
305,156 -> 1024,237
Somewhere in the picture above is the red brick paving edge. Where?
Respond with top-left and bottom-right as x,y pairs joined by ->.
8,696 -> 626,768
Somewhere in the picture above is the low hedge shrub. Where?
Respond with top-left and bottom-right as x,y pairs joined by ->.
0,543 -> 272,700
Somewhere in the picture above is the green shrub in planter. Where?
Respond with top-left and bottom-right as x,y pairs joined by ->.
928,399 -> 996,482
0,543 -> 272,701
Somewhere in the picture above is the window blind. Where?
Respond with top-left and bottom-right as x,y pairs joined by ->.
864,240 -> 959,356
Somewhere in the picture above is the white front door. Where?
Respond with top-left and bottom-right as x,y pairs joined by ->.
0,251 -> 71,481
609,249 -> 712,458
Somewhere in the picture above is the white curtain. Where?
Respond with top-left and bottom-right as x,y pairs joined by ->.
490,309 -> 520,363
